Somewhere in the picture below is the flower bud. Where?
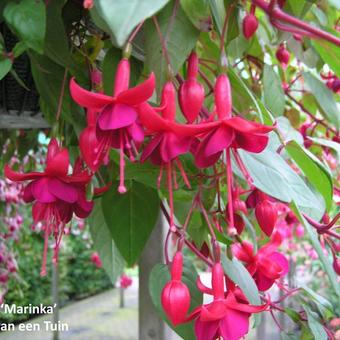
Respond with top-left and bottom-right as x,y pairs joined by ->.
242,14 -> 258,40
333,257 -> 340,275
215,74 -> 232,119
161,252 -> 190,326
179,52 -> 205,123
255,200 -> 278,236
161,81 -> 177,121
276,45 -> 290,69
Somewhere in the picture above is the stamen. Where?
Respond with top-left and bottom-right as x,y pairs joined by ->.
118,131 -> 127,194
167,162 -> 175,232
40,225 -> 49,276
175,158 -> 191,189
225,149 -> 235,231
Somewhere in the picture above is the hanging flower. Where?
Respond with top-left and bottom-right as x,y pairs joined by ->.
232,233 -> 289,291
186,262 -> 268,340
179,52 -> 205,123
4,138 -> 93,276
70,58 -> 155,193
161,251 -> 191,326
141,81 -> 192,228
120,274 -> 133,289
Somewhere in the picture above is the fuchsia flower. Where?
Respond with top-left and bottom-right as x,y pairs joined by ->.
193,74 -> 273,168
120,274 -> 133,289
4,138 -> 93,276
90,252 -> 102,268
70,58 -> 155,193
179,52 -> 205,123
139,74 -> 273,169
187,262 -> 268,340
141,81 -> 192,228
232,233 -> 289,291
161,251 -> 191,326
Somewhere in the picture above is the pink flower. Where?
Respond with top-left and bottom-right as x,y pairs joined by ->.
70,59 -> 155,193
90,252 -> 102,268
187,263 -> 267,340
4,139 -> 93,276
232,233 -> 289,291
120,274 -> 133,289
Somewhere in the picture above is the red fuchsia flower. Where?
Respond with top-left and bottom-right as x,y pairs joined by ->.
276,44 -> 290,69
193,74 -> 273,168
4,138 -> 93,276
120,274 -> 133,288
186,262 -> 268,340
141,81 -> 192,229
243,13 -> 259,39
90,252 -> 102,268
70,58 -> 155,193
232,233 -> 289,291
179,52 -> 205,123
161,252 -> 191,325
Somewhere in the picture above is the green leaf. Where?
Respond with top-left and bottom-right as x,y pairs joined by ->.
4,0 -> 46,54
145,2 -> 199,93
263,65 -> 285,117
29,52 -> 84,133
291,202 -> 340,298
309,137 -> 340,161
102,181 -> 160,266
301,285 -> 334,317
0,58 -> 11,80
149,260 -> 203,339
88,200 -> 124,284
180,0 -> 210,31
228,67 -> 274,125
94,0 -> 170,46
303,305 -> 328,340
221,254 -> 261,305
312,37 -> 340,78
285,141 -> 333,211
239,148 -> 325,220
302,72 -> 340,129
208,0 -> 225,35
44,0 -> 73,69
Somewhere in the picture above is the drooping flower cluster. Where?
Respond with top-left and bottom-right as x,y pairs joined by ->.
4,139 -> 93,275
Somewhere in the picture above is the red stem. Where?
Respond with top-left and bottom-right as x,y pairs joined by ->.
251,0 -> 340,46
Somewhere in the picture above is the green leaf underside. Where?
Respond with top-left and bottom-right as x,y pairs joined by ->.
102,181 -> 160,266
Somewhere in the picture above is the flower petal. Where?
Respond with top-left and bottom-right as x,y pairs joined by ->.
23,183 -> 35,203
31,178 -> 56,203
255,272 -> 275,291
269,252 -> 290,276
117,72 -> 155,106
194,319 -> 219,340
48,178 -> 78,203
32,202 -> 47,222
234,132 -> 269,153
225,117 -> 274,134
160,132 -> 192,162
45,149 -> 70,177
127,121 -> 145,143
220,309 -> 250,340
98,103 -> 137,130
4,164 -> 44,182
195,126 -> 234,168
70,78 -> 114,109
140,134 -> 163,164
